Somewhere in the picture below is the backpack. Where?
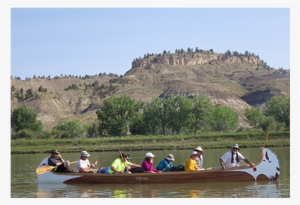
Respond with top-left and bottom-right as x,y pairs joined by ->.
162,165 -> 185,172
129,167 -> 144,173
97,167 -> 110,174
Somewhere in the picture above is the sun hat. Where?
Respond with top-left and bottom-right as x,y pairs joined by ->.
165,154 -> 175,161
231,144 -> 240,150
80,151 -> 90,157
145,152 -> 155,158
51,149 -> 60,154
193,146 -> 203,152
191,151 -> 198,156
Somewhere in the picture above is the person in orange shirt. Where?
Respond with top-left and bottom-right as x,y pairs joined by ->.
184,151 -> 201,171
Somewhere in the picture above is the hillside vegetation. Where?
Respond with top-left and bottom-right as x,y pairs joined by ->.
11,51 -> 290,131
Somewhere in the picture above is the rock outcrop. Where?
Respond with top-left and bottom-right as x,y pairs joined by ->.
131,53 -> 261,70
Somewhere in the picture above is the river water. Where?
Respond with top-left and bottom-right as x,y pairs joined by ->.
10,147 -> 290,198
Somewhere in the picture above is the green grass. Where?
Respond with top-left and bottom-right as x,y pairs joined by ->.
11,131 -> 290,154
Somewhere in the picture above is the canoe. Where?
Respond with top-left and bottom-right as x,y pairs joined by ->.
37,147 -> 280,184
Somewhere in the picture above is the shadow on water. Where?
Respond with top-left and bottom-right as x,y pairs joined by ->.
36,180 -> 283,198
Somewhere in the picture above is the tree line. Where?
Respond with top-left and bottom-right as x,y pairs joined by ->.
11,72 -> 123,81
11,95 -> 289,139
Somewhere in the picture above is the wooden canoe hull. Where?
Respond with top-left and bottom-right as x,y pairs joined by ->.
37,148 -> 280,184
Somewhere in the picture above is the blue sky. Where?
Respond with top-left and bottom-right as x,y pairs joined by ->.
10,8 -> 290,80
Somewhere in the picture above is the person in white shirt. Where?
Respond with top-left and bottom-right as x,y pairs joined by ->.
76,151 -> 97,173
219,144 -> 255,170
193,146 -> 204,170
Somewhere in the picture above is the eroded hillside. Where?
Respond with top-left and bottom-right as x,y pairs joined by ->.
11,52 -> 290,131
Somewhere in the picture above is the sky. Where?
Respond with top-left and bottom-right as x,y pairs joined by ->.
10,7 -> 291,80
2,0 -> 300,202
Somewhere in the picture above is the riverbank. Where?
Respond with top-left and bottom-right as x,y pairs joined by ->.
11,131 -> 290,154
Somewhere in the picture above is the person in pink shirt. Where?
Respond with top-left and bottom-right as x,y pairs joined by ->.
141,152 -> 162,173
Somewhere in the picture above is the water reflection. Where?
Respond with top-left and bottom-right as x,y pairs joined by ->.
36,181 -> 282,198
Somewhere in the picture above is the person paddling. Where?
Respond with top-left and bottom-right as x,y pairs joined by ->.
109,152 -> 141,174
219,144 -> 255,170
48,149 -> 74,173
76,151 -> 98,173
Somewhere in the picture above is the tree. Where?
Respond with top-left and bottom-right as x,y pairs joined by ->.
86,122 -> 99,138
207,106 -> 238,132
11,105 -> 42,132
151,97 -> 170,135
259,116 -> 277,132
96,96 -> 143,137
11,85 -> 16,92
52,120 -> 85,138
166,95 -> 193,134
25,88 -> 33,98
225,50 -> 231,56
190,95 -> 213,133
244,106 -> 262,128
142,102 -> 161,135
38,86 -> 47,92
129,104 -> 145,135
263,96 -> 290,129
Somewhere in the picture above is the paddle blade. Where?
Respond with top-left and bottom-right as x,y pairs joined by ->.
36,166 -> 55,175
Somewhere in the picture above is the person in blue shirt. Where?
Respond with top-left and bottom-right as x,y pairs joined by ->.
156,154 -> 175,171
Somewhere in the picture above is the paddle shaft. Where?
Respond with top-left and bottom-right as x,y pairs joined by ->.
119,149 -> 129,172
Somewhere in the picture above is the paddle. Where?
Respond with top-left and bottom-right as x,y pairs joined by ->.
36,161 -> 77,175
119,149 -> 129,173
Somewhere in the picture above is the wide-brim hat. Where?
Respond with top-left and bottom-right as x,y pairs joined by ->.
231,144 -> 240,150
165,154 -> 175,161
193,146 -> 203,152
145,152 -> 155,158
80,151 -> 90,157
51,149 -> 60,154
191,151 -> 198,156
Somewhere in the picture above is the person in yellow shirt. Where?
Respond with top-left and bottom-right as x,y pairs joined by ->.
184,151 -> 201,171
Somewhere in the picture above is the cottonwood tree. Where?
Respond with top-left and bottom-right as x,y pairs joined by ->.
244,106 -> 263,128
142,102 -> 161,135
263,96 -> 290,129
259,116 -> 277,132
190,95 -> 213,133
96,96 -> 143,137
207,106 -> 238,132
166,95 -> 193,134
52,120 -> 85,138
11,105 -> 42,132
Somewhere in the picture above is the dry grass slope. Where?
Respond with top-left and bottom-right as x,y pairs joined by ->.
11,53 -> 290,131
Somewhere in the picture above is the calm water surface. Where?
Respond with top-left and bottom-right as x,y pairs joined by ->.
11,147 -> 290,198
